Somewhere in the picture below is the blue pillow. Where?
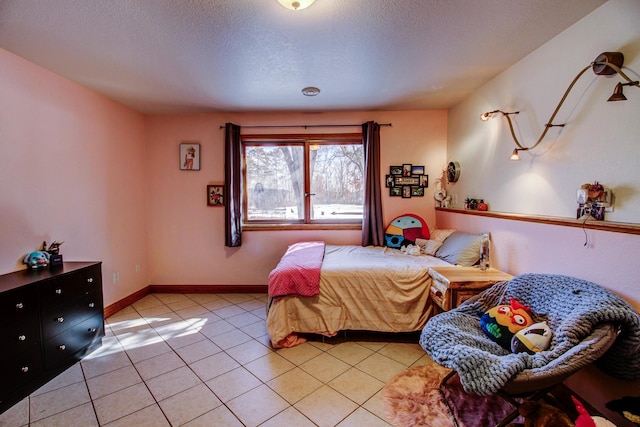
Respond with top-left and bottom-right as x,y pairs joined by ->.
434,231 -> 482,266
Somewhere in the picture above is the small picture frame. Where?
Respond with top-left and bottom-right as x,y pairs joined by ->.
385,175 -> 395,187
412,165 -> 425,175
180,142 -> 201,171
402,186 -> 411,198
411,186 -> 424,197
402,164 -> 412,176
207,184 -> 224,206
390,187 -> 402,197
419,175 -> 429,188
390,166 -> 403,175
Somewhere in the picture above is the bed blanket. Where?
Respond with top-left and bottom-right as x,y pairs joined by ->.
268,241 -> 325,298
420,273 -> 640,395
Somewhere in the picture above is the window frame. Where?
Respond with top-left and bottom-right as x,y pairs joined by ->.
241,133 -> 364,230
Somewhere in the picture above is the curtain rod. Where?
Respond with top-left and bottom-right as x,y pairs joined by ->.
218,123 -> 392,129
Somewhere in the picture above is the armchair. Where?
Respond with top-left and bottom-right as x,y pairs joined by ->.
420,273 -> 640,426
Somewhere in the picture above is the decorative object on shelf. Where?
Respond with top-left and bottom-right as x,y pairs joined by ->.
447,161 -> 460,183
180,142 -> 200,171
22,251 -> 50,269
576,181 -> 614,221
386,164 -> 427,198
464,197 -> 488,211
207,184 -> 224,206
434,189 -> 447,207
277,0 -> 315,10
480,51 -> 640,160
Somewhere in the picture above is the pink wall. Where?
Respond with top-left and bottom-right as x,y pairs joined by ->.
145,111 -> 447,286
0,48 -> 149,306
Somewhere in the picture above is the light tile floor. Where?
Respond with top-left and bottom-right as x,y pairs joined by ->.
0,292 -> 436,426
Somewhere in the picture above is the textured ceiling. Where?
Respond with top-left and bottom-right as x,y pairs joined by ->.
0,0 -> 607,114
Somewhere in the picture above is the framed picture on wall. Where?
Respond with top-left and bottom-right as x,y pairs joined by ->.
390,166 -> 403,175
207,184 -> 224,206
390,187 -> 402,197
180,142 -> 201,171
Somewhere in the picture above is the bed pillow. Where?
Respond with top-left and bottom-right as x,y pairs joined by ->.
434,231 -> 483,266
430,228 -> 456,242
384,214 -> 430,248
415,238 -> 443,256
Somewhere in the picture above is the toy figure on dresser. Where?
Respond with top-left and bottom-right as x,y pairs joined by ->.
23,251 -> 50,269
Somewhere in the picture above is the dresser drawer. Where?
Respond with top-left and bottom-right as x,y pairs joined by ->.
1,319 -> 41,357
0,286 -> 38,324
38,265 -> 102,306
43,314 -> 104,370
429,278 -> 450,310
0,350 -> 43,397
41,295 -> 103,340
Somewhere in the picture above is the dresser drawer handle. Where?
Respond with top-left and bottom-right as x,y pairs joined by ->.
58,345 -> 66,351
16,302 -> 24,309
435,291 -> 443,297
88,328 -> 97,333
55,289 -> 62,294
57,317 -> 64,323
88,303 -> 95,308
21,367 -> 29,373
18,335 -> 26,341
87,277 -> 94,283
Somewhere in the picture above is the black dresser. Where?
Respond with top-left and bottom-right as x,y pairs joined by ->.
0,262 -> 104,414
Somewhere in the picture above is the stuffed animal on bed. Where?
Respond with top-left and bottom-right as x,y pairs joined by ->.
384,214 -> 430,248
480,298 -> 533,350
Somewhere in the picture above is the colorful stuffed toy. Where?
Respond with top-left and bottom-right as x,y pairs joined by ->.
384,214 -> 430,248
480,298 -> 534,349
511,321 -> 553,354
23,251 -> 50,269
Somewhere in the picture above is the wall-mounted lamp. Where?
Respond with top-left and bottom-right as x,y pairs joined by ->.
608,81 -> 640,102
481,52 -> 640,160
277,0 -> 315,10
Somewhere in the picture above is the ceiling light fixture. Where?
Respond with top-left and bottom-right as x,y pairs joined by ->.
481,52 -> 640,160
302,87 -> 320,96
277,0 -> 316,10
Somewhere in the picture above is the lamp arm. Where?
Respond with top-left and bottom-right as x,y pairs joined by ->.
504,64 -> 592,151
593,61 -> 640,88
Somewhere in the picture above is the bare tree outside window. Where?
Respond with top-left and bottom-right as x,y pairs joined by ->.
244,137 -> 363,224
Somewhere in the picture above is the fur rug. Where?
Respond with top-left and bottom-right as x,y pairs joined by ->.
382,363 -> 522,427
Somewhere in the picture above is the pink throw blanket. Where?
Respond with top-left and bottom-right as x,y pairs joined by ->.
268,241 -> 325,298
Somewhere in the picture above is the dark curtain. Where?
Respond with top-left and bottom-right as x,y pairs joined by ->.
361,121 -> 384,246
224,123 -> 242,247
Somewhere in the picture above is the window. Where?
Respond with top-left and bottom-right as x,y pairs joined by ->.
243,134 -> 364,226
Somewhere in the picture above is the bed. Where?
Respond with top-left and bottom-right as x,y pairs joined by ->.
267,243 -> 457,348
265,214 -> 487,348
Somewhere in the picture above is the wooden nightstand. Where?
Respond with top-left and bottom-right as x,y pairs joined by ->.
428,266 -> 513,313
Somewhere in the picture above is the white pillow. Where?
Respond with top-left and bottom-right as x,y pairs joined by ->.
422,240 -> 443,256
430,228 -> 457,242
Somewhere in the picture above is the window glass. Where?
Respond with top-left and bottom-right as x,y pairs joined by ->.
243,136 -> 363,225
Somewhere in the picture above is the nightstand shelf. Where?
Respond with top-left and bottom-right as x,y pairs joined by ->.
428,266 -> 513,312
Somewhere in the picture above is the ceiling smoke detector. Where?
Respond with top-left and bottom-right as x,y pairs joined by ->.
277,0 -> 316,10
302,87 -> 320,96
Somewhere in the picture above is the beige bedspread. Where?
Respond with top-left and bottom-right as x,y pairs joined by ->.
266,245 -> 453,347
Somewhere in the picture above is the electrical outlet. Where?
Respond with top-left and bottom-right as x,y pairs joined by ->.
135,264 -> 141,273
451,193 -> 458,207
113,272 -> 119,284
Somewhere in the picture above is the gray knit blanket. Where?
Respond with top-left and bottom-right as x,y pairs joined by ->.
420,273 -> 640,395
